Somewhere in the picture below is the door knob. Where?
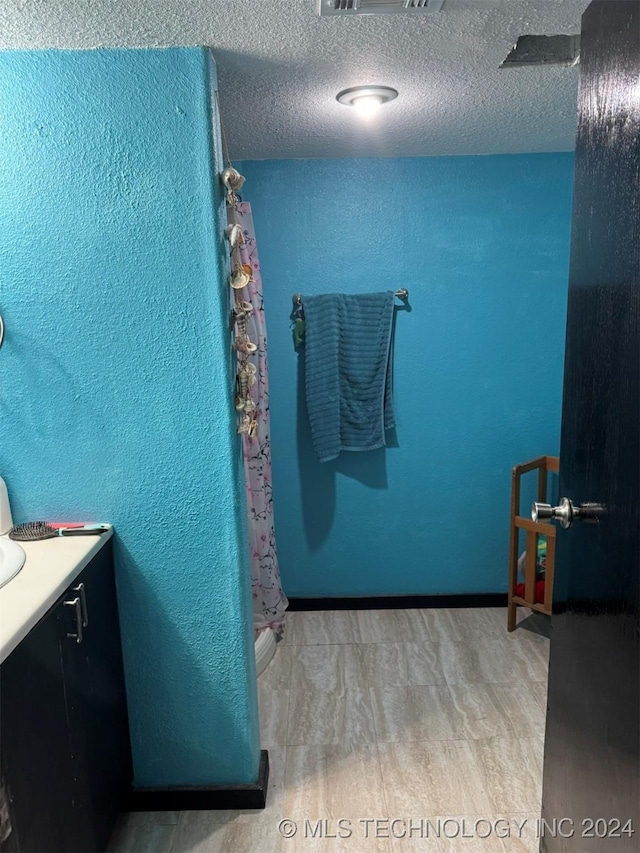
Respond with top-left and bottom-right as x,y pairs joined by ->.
532,497 -> 606,529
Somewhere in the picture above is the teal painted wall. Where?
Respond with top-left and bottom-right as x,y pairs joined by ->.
0,48 -> 260,786
241,154 -> 574,597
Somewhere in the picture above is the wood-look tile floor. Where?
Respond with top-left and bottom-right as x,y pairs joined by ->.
108,607 -> 549,853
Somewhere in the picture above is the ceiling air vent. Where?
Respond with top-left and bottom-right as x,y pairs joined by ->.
320,0 -> 444,16
499,35 -> 580,68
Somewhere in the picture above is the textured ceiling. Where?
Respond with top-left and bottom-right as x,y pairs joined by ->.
0,0 -> 589,159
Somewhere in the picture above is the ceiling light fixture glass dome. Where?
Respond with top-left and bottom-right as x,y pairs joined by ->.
336,85 -> 398,117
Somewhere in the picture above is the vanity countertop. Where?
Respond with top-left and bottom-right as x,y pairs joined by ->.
0,526 -> 113,664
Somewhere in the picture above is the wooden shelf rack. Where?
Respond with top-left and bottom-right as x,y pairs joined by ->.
507,455 -> 560,632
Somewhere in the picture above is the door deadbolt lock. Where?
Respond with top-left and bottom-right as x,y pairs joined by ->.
532,497 -> 606,529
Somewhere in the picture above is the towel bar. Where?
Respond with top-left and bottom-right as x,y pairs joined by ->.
292,289 -> 408,307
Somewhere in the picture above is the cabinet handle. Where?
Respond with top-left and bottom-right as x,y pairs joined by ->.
64,596 -> 83,644
72,582 -> 89,628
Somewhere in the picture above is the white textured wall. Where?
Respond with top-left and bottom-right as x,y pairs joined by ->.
0,0 -> 588,158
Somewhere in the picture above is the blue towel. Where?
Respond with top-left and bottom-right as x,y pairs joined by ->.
303,292 -> 396,463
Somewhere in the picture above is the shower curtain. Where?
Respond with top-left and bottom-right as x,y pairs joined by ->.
229,200 -> 288,636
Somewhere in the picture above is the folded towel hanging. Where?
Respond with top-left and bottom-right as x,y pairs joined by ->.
302,291 -> 397,463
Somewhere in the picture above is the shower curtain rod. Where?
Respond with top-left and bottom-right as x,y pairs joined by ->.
292,288 -> 408,307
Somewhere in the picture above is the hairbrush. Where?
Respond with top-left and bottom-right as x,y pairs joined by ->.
9,522 -> 109,542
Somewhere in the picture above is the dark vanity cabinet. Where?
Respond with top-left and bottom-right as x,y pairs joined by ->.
0,540 -> 133,853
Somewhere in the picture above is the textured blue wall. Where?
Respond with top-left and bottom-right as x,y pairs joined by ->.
241,154 -> 574,597
0,48 -> 260,786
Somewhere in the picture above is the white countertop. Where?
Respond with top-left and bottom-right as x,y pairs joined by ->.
0,527 -> 113,664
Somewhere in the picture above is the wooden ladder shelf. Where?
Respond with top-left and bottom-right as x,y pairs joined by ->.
507,455 -> 560,632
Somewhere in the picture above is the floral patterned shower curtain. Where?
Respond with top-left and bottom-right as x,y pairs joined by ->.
227,199 -> 288,637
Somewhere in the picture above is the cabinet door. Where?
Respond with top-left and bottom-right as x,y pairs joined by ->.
0,780 -> 20,853
61,541 -> 133,851
0,605 -> 94,853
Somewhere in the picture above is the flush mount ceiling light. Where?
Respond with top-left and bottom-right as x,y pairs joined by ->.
336,85 -> 399,116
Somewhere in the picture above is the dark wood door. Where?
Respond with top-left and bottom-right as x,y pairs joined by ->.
541,2 -> 640,851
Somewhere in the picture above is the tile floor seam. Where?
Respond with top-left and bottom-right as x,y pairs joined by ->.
282,658 -> 295,751
372,739 -> 396,839
368,683 -> 383,744
443,678 -> 546,685
168,811 -> 186,852
376,735 -> 504,747
290,641 -> 363,648
373,733 -> 547,750
291,639 -> 369,646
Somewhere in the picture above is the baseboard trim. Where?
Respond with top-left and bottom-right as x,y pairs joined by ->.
287,594 -> 508,611
126,750 -> 269,811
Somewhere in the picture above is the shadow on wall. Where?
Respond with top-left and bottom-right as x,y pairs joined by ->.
295,305 -> 410,552
114,538 -> 256,787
